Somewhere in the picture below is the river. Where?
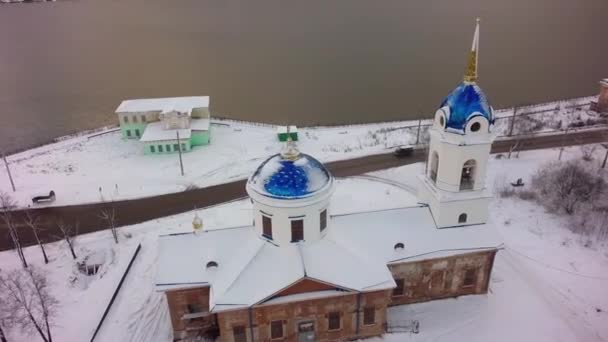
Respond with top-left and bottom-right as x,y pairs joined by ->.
0,0 -> 606,153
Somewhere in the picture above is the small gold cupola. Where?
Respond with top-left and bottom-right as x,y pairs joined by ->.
192,212 -> 203,233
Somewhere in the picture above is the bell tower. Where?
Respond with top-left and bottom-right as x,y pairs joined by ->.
417,19 -> 495,228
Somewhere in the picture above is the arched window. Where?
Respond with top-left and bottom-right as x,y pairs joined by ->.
430,151 -> 439,183
470,122 -> 481,132
458,213 -> 467,223
460,159 -> 476,190
394,242 -> 405,251
206,261 -> 218,269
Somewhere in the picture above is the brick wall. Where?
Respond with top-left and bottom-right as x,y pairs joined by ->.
388,249 -> 497,306
165,286 -> 217,339
216,290 -> 391,342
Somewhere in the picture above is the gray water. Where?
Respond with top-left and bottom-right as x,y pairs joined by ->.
0,0 -> 606,153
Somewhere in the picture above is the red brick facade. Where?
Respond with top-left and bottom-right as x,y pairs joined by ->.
164,249 -> 497,341
217,290 -> 390,342
389,250 -> 497,306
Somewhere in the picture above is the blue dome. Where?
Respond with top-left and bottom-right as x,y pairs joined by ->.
440,82 -> 493,132
249,153 -> 332,199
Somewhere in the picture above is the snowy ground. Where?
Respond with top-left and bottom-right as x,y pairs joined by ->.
1,144 -> 607,342
0,95 -> 599,208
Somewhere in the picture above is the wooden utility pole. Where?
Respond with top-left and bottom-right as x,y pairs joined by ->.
558,128 -> 569,161
415,119 -> 422,145
1,150 -> 15,192
508,106 -> 517,136
602,144 -> 608,169
176,131 -> 184,176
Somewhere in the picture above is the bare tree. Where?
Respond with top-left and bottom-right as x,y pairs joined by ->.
98,203 -> 118,244
56,220 -> 77,260
0,192 -> 27,268
23,211 -> 48,265
0,294 -> 8,342
507,140 -> 520,159
0,325 -> 7,342
532,161 -> 606,215
0,267 -> 57,342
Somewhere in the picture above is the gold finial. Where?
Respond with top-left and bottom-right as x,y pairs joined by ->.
193,212 -> 203,233
280,126 -> 301,161
464,18 -> 480,83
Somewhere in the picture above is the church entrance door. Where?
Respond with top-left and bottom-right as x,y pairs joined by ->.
298,321 -> 315,342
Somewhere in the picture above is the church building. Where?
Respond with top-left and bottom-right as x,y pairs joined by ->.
155,20 -> 502,342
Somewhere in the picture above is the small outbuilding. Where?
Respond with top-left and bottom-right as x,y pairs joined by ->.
277,125 -> 298,142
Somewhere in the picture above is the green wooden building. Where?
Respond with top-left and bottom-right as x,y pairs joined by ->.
116,96 -> 211,154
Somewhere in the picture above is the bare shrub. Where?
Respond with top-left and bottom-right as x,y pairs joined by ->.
568,206 -> 608,241
531,161 -> 606,215
580,145 -> 597,162
0,266 -> 57,342
517,190 -> 537,201
494,176 -> 516,198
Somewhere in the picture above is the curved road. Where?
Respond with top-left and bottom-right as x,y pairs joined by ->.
1,128 -> 606,251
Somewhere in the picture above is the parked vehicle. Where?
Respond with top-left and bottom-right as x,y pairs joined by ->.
393,145 -> 414,157
32,190 -> 55,204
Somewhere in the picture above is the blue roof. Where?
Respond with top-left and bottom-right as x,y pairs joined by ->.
249,153 -> 332,199
440,82 -> 493,132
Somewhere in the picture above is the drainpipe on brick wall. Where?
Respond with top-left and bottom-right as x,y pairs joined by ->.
355,292 -> 362,335
248,308 -> 255,342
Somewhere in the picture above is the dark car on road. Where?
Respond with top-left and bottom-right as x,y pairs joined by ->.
393,145 -> 414,157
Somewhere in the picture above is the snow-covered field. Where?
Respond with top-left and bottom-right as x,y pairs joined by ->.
1,95 -> 599,208
1,144 -> 607,342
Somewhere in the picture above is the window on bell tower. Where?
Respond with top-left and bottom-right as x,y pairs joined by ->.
460,159 -> 476,190
430,151 -> 439,183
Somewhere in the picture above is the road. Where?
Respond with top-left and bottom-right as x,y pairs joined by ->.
1,128 -> 606,251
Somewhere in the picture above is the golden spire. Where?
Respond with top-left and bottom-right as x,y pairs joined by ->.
464,18 -> 480,83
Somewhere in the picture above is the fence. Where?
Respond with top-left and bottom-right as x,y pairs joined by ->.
90,244 -> 142,342
387,98 -> 604,147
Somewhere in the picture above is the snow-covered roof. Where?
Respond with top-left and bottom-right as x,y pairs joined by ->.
277,125 -> 298,134
190,118 -> 210,131
139,122 -> 191,142
116,96 -> 209,114
327,206 -> 502,264
155,227 -> 263,292
156,228 -> 395,311
156,205 -> 501,311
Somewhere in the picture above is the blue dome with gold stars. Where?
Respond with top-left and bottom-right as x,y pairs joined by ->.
248,150 -> 332,200
440,82 -> 493,132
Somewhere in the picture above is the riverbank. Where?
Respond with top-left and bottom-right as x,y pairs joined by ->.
0,95 -> 601,208
1,145 -> 607,341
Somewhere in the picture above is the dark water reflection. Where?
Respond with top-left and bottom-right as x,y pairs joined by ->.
0,0 -> 606,153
